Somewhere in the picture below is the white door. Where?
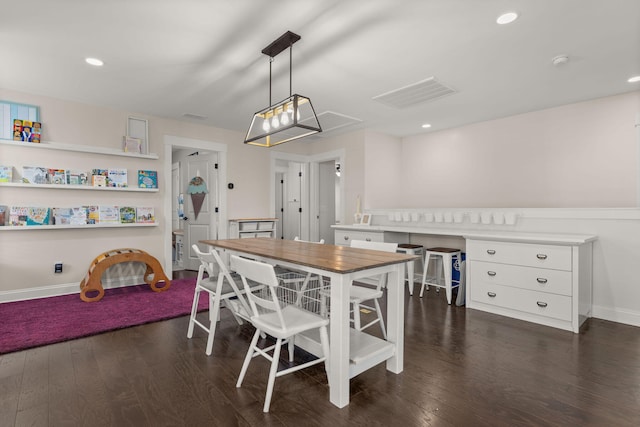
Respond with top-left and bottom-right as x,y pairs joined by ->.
284,162 -> 303,240
183,152 -> 218,271
275,172 -> 285,239
171,162 -> 180,232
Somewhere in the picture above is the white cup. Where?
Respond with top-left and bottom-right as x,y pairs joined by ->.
424,213 -> 434,222
444,212 -> 453,223
402,212 -> 410,222
394,212 -> 402,222
493,212 -> 505,225
453,212 -> 465,223
505,212 -> 518,225
434,212 -> 444,223
388,213 -> 395,221
411,212 -> 419,222
469,212 -> 480,223
481,212 -> 492,224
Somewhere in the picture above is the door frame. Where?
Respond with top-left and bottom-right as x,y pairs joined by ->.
270,148 -> 345,242
163,135 -> 228,274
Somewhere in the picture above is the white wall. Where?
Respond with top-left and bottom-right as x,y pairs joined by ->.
400,91 -> 640,208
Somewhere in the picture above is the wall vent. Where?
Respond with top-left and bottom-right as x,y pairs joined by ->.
313,111 -> 363,135
372,76 -> 456,109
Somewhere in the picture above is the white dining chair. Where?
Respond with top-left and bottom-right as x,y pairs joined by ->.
187,244 -> 262,356
320,240 -> 397,339
232,255 -> 330,413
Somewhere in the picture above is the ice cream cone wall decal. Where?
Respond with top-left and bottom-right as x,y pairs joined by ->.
187,176 -> 208,220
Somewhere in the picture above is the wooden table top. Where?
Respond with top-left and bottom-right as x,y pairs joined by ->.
201,238 -> 417,274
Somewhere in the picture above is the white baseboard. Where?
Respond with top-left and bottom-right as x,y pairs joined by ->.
0,275 -> 144,303
592,304 -> 640,328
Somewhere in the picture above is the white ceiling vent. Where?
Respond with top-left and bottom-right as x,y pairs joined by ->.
313,111 -> 363,135
372,77 -> 456,109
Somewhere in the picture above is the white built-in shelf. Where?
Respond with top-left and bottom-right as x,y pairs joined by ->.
0,223 -> 158,231
0,182 -> 159,192
0,138 -> 159,159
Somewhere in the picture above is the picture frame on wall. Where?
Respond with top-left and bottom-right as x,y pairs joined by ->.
360,213 -> 372,225
127,117 -> 149,154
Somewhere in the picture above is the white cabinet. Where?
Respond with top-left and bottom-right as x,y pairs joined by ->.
466,237 -> 594,333
229,218 -> 278,239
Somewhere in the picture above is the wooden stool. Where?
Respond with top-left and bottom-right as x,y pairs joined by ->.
397,243 -> 424,296
79,248 -> 171,302
419,247 -> 462,304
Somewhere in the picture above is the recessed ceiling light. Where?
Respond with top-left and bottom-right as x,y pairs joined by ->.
497,12 -> 518,25
628,75 -> 640,83
85,57 -> 104,67
421,123 -> 432,129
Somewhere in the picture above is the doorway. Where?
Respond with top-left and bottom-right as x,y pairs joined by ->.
163,135 -> 228,275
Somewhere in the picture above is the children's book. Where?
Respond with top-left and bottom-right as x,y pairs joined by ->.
48,168 -> 66,185
52,207 -> 72,225
66,170 -> 88,185
84,205 -> 99,224
122,136 -> 142,153
70,207 -> 87,225
22,166 -> 48,184
0,205 -> 7,226
107,168 -> 128,187
99,205 -> 120,223
138,170 -> 158,188
9,206 -> 28,226
92,175 -> 107,187
136,207 -> 155,223
13,119 -> 22,141
31,122 -> 42,143
0,166 -> 13,183
119,206 -> 136,223
27,207 -> 50,226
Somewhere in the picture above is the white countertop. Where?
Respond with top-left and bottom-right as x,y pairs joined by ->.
331,224 -> 597,245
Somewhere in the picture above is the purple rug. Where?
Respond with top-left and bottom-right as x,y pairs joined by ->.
0,278 -> 205,355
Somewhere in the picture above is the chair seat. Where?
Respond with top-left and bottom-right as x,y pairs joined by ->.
251,305 -> 329,339
199,275 -> 262,297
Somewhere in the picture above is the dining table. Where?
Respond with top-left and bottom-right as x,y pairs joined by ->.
201,237 -> 416,408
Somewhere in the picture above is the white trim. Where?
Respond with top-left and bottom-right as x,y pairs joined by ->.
0,282 -> 80,303
592,305 -> 640,328
366,207 -> 640,220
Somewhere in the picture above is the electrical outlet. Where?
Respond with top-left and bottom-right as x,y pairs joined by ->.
54,263 -> 63,273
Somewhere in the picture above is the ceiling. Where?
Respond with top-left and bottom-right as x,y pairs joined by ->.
1,0 -> 639,141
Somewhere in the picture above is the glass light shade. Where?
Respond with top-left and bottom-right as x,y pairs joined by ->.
245,94 -> 322,147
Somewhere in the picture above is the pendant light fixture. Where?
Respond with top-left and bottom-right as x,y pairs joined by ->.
244,31 -> 322,147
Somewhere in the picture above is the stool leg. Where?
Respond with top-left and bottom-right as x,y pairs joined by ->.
420,253 -> 431,298
407,258 -> 414,296
444,254 -> 453,304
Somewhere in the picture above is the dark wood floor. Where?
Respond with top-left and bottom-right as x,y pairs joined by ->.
2,271 -> 640,427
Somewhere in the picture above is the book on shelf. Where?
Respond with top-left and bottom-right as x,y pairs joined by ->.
27,207 -> 50,226
13,119 -> 22,141
0,205 -> 7,226
69,207 -> 87,225
48,168 -> 66,185
99,205 -> 120,223
119,206 -> 136,223
22,166 -> 48,184
136,207 -> 155,223
122,136 -> 142,153
84,205 -> 99,224
9,206 -> 28,226
92,175 -> 107,187
66,170 -> 89,185
52,207 -> 72,225
107,168 -> 128,188
0,166 -> 13,183
138,170 -> 158,188
31,122 -> 41,143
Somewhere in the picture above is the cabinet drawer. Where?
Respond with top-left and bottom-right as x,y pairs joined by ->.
467,240 -> 572,271
335,230 -> 384,246
470,282 -> 572,321
471,261 -> 572,296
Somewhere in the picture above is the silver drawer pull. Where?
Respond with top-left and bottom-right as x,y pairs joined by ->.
536,254 -> 548,260
536,301 -> 548,308
487,271 -> 497,276
366,238 -> 372,241
344,236 -> 349,240
486,249 -> 496,255
487,292 -> 497,298
537,278 -> 548,284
